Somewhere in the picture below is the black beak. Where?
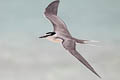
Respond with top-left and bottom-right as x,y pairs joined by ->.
39,35 -> 49,38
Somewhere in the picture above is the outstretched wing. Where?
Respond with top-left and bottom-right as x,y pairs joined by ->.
44,0 -> 71,36
45,0 -> 59,16
62,40 -> 101,78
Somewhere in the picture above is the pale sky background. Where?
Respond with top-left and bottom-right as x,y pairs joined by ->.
0,0 -> 120,80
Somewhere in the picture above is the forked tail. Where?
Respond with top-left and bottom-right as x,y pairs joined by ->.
72,37 -> 100,47
72,38 -> 89,44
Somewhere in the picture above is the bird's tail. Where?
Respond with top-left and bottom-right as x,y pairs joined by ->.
72,38 -> 100,47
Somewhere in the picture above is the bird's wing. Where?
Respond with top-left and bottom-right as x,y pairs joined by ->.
62,40 -> 101,78
44,0 -> 71,36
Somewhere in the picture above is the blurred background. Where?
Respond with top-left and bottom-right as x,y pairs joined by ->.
0,0 -> 120,80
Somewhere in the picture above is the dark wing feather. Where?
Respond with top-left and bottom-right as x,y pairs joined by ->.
45,0 -> 59,15
44,0 -> 71,36
62,40 -> 101,78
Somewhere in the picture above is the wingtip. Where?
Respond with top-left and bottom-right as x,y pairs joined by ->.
95,73 -> 102,79
91,68 -> 101,78
97,75 -> 102,79
44,0 -> 60,15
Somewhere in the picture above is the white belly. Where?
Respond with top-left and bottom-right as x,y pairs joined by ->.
46,36 -> 63,43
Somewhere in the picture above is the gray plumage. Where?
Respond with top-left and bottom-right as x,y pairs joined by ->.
41,0 -> 101,78
44,0 -> 71,37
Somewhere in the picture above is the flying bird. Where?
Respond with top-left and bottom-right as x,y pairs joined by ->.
39,0 -> 101,78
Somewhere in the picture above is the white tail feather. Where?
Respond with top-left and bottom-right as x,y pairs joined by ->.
85,44 -> 102,47
89,40 -> 100,42
85,40 -> 100,43
83,40 -> 100,44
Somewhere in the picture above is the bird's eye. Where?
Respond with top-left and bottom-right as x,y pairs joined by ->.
46,32 -> 56,35
46,32 -> 51,34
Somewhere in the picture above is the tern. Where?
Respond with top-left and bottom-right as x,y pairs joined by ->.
39,0 -> 101,78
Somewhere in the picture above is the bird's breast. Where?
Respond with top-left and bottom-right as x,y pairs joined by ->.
46,36 -> 63,43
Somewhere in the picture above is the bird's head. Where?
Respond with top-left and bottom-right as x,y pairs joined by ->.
39,32 -> 56,38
